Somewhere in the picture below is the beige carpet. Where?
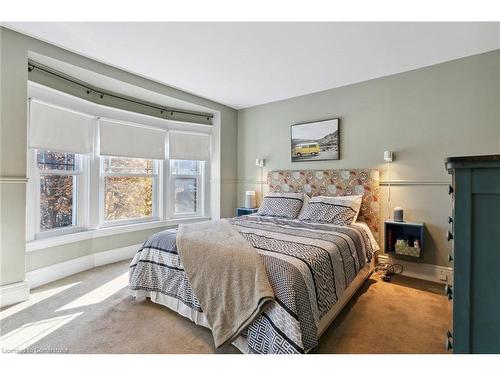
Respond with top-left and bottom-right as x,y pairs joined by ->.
0,260 -> 451,354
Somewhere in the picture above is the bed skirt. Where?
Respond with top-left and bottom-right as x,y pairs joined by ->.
132,261 -> 374,353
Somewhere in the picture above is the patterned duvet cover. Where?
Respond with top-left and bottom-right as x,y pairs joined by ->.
129,215 -> 376,354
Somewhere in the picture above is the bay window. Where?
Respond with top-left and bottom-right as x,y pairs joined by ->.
27,89 -> 212,244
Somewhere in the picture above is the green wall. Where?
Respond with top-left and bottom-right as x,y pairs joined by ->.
0,27 -> 238,286
1,25 -> 499,287
237,50 -> 500,267
27,228 -> 165,271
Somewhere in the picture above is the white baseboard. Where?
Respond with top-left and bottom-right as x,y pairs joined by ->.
94,244 -> 139,267
27,244 -> 141,289
0,280 -> 30,308
377,254 -> 453,284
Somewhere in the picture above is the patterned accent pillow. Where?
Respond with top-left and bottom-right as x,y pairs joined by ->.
298,195 -> 362,225
257,192 -> 305,219
332,195 -> 363,223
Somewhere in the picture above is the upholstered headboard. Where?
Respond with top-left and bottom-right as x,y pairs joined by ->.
267,169 -> 380,244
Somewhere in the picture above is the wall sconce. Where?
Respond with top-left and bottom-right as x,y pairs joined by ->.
384,151 -> 394,219
255,158 -> 265,205
384,150 -> 394,163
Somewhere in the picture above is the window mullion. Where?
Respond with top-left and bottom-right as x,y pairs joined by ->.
73,174 -> 78,227
104,172 -> 155,178
38,169 -> 81,176
164,157 -> 170,220
78,154 -> 90,230
88,117 -> 101,230
98,156 -> 105,226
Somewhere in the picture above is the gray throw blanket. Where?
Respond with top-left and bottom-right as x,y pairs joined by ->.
176,219 -> 274,348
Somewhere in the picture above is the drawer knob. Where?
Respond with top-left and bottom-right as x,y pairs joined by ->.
448,254 -> 453,262
446,231 -> 454,241
445,284 -> 453,300
448,216 -> 453,224
448,185 -> 454,195
446,335 -> 453,350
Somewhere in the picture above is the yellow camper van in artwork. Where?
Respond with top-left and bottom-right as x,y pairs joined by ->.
293,142 -> 320,157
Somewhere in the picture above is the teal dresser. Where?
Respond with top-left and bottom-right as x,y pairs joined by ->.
445,154 -> 500,354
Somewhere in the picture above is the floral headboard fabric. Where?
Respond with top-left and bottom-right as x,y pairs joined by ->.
267,169 -> 380,244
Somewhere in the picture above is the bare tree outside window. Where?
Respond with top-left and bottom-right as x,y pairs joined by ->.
36,150 -> 78,231
36,153 -> 203,233
103,157 -> 155,221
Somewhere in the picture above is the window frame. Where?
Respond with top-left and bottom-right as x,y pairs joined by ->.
27,149 -> 89,241
99,156 -> 161,227
168,159 -> 205,219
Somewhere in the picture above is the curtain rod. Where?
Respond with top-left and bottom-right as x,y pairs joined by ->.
27,62 -> 214,120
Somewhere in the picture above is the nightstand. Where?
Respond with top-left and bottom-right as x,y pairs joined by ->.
236,207 -> 259,216
384,220 -> 424,259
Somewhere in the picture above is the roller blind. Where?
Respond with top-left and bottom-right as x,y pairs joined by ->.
29,99 -> 94,154
99,118 -> 166,160
169,131 -> 211,161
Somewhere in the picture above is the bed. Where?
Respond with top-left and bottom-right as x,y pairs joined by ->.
129,169 -> 380,354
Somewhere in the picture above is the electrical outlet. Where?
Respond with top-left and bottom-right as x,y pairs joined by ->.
439,270 -> 448,282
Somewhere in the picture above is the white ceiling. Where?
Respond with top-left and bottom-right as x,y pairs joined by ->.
5,22 -> 500,109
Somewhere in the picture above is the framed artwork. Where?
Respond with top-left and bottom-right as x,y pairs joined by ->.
291,118 -> 340,162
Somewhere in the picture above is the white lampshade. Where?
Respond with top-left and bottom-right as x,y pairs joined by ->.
245,191 -> 256,208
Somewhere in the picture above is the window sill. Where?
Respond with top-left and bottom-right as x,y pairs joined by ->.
26,216 -> 210,252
